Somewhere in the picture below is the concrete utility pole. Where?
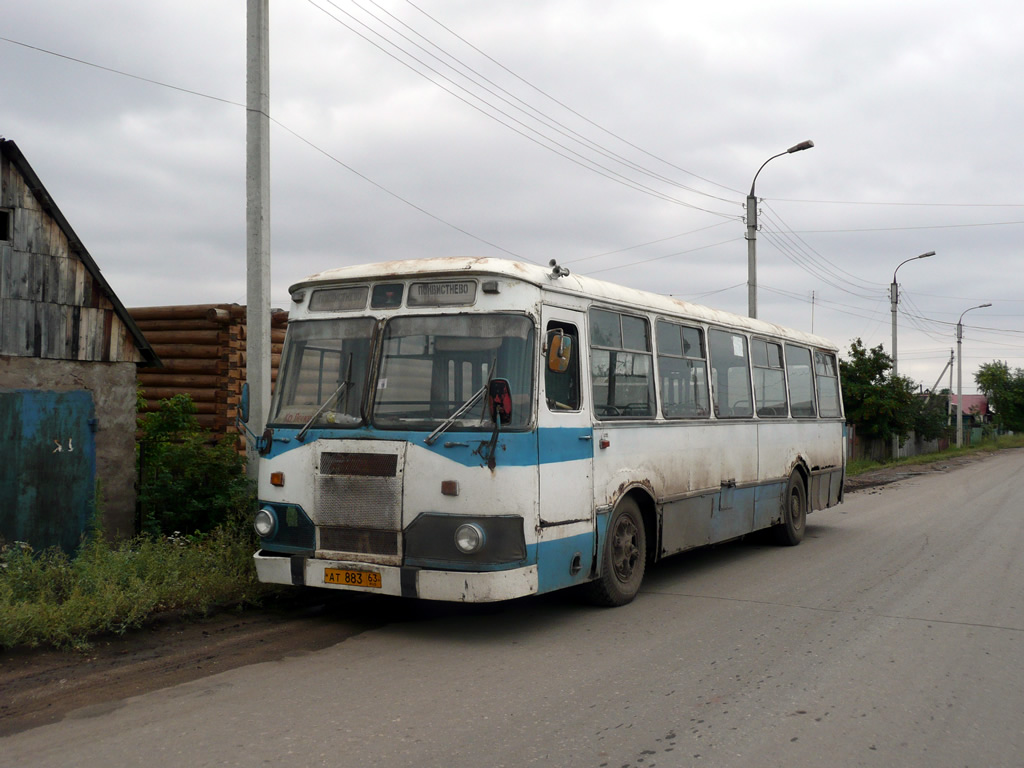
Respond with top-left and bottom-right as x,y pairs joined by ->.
889,251 -> 934,459
745,140 -> 814,319
947,349 -> 954,427
956,303 -> 992,448
246,0 -> 271,476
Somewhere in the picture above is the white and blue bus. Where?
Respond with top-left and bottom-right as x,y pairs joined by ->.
249,258 -> 844,606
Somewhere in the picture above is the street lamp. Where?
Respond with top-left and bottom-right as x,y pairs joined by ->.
890,251 -> 934,459
746,140 -> 814,319
956,303 -> 992,448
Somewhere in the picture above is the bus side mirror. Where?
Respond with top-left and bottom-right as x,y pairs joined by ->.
489,379 -> 512,425
240,383 -> 251,424
548,332 -> 572,373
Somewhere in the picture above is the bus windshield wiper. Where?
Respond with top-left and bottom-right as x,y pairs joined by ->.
297,354 -> 353,442
424,385 -> 487,446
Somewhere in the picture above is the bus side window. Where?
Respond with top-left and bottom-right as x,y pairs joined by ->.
656,320 -> 709,418
814,351 -> 842,417
545,321 -> 581,411
785,344 -> 817,418
709,329 -> 753,418
753,338 -> 787,417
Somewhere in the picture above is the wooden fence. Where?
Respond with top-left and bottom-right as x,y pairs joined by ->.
129,304 -> 287,444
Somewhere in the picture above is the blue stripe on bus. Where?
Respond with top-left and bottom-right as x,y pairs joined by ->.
261,425 -> 592,467
535,531 -> 596,594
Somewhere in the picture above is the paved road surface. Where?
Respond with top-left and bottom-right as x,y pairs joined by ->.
3,451 -> 1023,767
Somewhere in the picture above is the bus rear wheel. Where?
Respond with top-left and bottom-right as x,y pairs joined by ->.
774,471 -> 807,546
585,496 -> 646,606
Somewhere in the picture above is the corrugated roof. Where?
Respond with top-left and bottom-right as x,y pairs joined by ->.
950,394 -> 988,415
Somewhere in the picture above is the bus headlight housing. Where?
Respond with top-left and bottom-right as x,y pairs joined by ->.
254,507 -> 278,538
454,523 -> 486,554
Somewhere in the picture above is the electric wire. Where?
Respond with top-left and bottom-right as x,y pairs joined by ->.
581,237 -> 743,275
270,118 -> 535,262
352,0 -> 739,206
0,36 -> 245,108
760,202 -> 885,290
399,0 -> 743,198
305,0 -> 738,216
0,34 -> 536,262
666,282 -> 747,300
562,221 -> 735,266
757,226 -> 881,300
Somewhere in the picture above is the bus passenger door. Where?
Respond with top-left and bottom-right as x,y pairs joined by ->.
538,309 -> 594,527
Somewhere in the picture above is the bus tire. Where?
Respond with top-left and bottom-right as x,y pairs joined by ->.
774,471 -> 807,546
584,496 -> 646,607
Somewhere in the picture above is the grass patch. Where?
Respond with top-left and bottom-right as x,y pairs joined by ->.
0,518 -> 273,651
846,433 -> 1024,476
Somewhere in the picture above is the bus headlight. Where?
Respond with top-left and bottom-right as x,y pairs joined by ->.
254,507 -> 278,538
454,523 -> 486,554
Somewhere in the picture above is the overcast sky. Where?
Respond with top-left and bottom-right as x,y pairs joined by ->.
4,0 -> 1023,394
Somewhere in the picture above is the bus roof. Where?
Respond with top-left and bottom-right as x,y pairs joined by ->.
292,257 -> 838,351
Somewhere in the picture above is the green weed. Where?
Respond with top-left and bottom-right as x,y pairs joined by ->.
0,518 -> 270,651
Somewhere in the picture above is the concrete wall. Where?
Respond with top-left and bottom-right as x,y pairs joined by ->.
1,355 -> 138,539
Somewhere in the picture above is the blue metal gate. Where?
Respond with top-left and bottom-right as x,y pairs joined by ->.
0,389 -> 97,553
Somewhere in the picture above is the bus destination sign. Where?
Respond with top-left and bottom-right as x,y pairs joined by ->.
407,280 -> 477,307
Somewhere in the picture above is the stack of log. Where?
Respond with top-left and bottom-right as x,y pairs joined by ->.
129,304 -> 288,445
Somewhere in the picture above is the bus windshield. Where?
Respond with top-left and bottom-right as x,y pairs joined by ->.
373,314 -> 535,430
269,317 -> 376,429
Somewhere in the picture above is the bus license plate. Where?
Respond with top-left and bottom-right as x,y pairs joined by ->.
324,568 -> 382,589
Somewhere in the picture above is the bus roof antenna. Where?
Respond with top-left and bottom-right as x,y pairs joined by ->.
549,259 -> 570,278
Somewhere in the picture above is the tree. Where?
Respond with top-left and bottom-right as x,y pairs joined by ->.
975,361 -> 1024,432
839,338 -> 926,445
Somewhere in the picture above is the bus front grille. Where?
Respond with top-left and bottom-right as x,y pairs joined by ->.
313,448 -> 404,564
319,527 -> 399,556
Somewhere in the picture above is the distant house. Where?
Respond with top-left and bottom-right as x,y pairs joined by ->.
0,138 -> 158,551
949,394 -> 990,428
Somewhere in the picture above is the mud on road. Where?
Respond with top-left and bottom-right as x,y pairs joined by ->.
0,450 -> 1008,737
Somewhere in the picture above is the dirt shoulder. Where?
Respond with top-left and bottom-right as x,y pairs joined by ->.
841,450 -> 1000,493
0,592 -> 389,737
2,449 -> 1016,738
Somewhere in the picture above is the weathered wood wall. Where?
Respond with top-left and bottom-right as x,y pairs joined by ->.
0,152 -> 144,363
130,304 -> 287,441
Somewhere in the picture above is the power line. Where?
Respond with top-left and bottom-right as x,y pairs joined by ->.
0,33 -> 536,262
270,118 -> 535,262
761,204 -> 880,294
354,0 -> 739,206
399,0 -> 743,198
562,221 -> 735,266
775,198 -> 1024,208
305,0 -> 737,216
582,237 -> 741,275
0,36 -> 244,107
780,220 -> 1024,234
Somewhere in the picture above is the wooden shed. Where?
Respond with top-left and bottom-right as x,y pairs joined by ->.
129,303 -> 287,446
0,138 -> 158,550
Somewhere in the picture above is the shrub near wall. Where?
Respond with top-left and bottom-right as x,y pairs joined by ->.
138,393 -> 253,536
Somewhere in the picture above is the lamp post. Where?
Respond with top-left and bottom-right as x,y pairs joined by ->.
956,303 -> 992,448
746,140 -> 814,319
890,251 -> 934,459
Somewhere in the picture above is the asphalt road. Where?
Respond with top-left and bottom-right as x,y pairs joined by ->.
3,451 -> 1023,768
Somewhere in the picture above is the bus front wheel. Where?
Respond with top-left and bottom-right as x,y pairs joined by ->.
775,472 -> 807,546
585,496 -> 646,607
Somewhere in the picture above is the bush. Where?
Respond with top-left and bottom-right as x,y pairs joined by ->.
138,394 -> 253,535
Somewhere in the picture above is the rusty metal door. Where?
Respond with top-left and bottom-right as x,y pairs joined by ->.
0,390 -> 97,552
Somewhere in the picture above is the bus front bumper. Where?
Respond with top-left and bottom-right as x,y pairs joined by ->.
254,550 -> 538,603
